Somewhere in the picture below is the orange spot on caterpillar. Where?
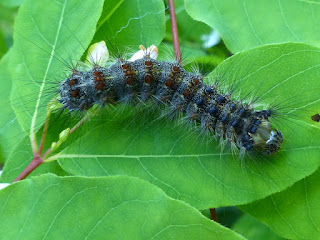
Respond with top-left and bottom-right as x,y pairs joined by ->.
183,89 -> 190,97
95,76 -> 104,81
71,89 -> 80,97
96,82 -> 104,90
69,79 -> 77,86
165,78 -> 174,88
172,66 -> 180,72
193,78 -> 199,85
93,71 -> 102,77
144,74 -> 153,83
122,64 -> 130,70
125,70 -> 134,76
145,61 -> 153,67
126,77 -> 134,85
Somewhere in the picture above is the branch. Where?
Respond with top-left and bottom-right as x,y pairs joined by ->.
38,116 -> 50,154
168,0 -> 181,63
13,154 -> 43,182
12,104 -> 99,182
210,208 -> 219,222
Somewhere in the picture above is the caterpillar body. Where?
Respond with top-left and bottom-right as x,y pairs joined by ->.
59,45 -> 283,155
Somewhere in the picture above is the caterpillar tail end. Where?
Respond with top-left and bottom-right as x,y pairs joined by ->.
252,127 -> 283,155
249,113 -> 284,155
264,129 -> 283,155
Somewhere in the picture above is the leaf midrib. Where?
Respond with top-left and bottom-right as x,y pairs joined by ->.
29,0 -> 68,149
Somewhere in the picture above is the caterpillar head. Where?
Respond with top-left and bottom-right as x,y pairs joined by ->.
59,72 -> 96,111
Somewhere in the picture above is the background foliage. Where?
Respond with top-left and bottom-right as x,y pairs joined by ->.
0,0 -> 319,239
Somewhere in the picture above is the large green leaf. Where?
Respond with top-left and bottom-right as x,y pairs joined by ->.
9,0 -> 105,135
185,0 -> 320,53
0,174 -> 245,239
0,0 -> 23,8
52,43 -> 320,209
240,168 -> 320,240
94,0 -> 165,47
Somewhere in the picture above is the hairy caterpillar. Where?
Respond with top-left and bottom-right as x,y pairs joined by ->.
1,0 -> 320,210
59,43 -> 283,155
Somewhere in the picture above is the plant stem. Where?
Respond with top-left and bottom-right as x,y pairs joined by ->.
69,112 -> 91,134
13,154 -> 43,182
42,108 -> 94,160
210,208 -> 219,222
38,115 -> 50,155
168,0 -> 181,63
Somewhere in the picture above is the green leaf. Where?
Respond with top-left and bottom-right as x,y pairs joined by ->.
0,0 -> 23,8
54,43 -> 320,209
240,168 -> 320,240
0,174 -> 245,239
9,0 -> 105,134
94,0 -> 166,47
0,50 -> 23,163
185,0 -> 320,53
232,214 -> 285,240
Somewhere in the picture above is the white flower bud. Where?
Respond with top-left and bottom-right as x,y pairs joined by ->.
86,41 -> 109,65
129,45 -> 158,61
